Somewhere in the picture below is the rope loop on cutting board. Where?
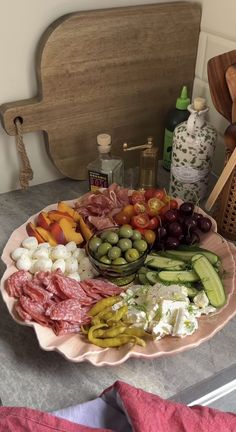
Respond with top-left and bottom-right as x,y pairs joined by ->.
15,118 -> 34,189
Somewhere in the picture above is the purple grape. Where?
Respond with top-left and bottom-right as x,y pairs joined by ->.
177,212 -> 185,225
164,209 -> 178,223
179,202 -> 194,216
157,226 -> 167,239
192,212 -> 203,222
184,216 -> 198,232
198,217 -> 212,233
168,222 -> 183,238
165,236 -> 180,249
183,232 -> 200,245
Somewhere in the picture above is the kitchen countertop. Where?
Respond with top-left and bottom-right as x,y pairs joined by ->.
0,173 -> 236,412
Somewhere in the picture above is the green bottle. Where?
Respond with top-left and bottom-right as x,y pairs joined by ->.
163,86 -> 190,171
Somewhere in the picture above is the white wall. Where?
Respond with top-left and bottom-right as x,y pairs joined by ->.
192,0 -> 236,175
1,0 -> 235,193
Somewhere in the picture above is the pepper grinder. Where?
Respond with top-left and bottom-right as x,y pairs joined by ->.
123,137 -> 158,189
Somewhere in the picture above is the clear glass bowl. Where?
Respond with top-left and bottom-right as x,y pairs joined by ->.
86,227 -> 150,285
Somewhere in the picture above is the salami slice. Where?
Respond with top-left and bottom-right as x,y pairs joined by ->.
23,281 -> 53,304
6,270 -> 32,298
19,296 -> 50,326
53,321 -> 85,336
53,274 -> 93,304
15,304 -> 32,321
48,299 -> 90,323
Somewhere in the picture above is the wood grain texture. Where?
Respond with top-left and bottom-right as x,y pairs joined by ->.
207,50 -> 236,123
0,2 -> 201,180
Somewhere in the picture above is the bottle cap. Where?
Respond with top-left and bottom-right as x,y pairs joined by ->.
97,133 -> 111,146
176,86 -> 190,110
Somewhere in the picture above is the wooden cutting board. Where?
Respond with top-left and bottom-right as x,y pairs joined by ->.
0,2 -> 201,180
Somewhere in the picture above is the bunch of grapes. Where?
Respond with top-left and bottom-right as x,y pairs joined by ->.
155,202 -> 212,250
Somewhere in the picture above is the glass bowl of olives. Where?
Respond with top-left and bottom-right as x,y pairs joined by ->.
86,225 -> 150,285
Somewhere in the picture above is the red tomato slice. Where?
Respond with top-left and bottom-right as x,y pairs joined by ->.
131,214 -> 150,229
159,204 -> 170,216
148,216 -> 160,230
153,189 -> 166,201
130,190 -> 145,205
133,202 -> 147,214
169,199 -> 178,210
147,198 -> 164,216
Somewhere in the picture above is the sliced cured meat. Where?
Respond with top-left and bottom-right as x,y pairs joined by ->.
53,273 -> 93,304
88,216 -> 115,231
48,299 -> 91,323
19,296 -> 50,326
6,270 -> 31,298
53,321 -> 86,336
22,281 -> 53,304
84,279 -> 122,296
15,304 -> 32,321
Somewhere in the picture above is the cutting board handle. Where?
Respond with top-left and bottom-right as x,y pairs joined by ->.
0,97 -> 45,136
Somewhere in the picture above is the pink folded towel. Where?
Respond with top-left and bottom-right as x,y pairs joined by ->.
0,380 -> 236,432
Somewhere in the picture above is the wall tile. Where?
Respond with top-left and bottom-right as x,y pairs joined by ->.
202,34 -> 236,83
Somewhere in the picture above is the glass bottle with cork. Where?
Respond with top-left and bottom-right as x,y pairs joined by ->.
87,133 -> 124,192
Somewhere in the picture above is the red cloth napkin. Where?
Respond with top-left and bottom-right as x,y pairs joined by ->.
1,380 -> 236,432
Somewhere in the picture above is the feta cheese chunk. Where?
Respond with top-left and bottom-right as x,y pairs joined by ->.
193,291 -> 209,308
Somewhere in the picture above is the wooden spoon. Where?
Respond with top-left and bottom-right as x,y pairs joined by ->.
225,64 -> 236,122
205,123 -> 236,211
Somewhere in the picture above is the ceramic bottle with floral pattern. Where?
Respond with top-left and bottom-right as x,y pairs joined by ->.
169,97 -> 217,202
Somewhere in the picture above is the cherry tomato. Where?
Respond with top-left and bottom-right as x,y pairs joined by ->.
144,188 -> 156,200
123,204 -> 135,218
131,213 -> 150,229
148,216 -> 160,230
169,199 -> 178,210
159,204 -> 170,216
153,189 -> 166,201
114,211 -> 130,225
130,190 -> 145,205
147,198 -> 165,216
144,229 -> 156,245
133,202 -> 147,214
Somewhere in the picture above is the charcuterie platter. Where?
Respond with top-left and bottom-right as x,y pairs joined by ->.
1,186 -> 236,366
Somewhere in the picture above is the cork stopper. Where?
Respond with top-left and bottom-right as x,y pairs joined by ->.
193,97 -> 207,111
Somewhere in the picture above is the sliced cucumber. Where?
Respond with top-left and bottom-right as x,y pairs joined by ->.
145,255 -> 186,270
158,270 -> 199,283
164,248 -> 219,266
191,254 -> 226,308
146,271 -> 161,285
187,286 -> 199,298
138,273 -> 150,285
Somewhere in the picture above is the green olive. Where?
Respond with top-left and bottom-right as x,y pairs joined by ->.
99,255 -> 111,264
97,242 -> 112,257
89,236 -> 102,253
118,224 -> 133,239
133,239 -> 148,253
108,246 -> 122,260
112,257 -> 127,265
131,230 -> 142,241
125,248 -> 140,262
117,238 -> 132,252
104,231 -> 119,245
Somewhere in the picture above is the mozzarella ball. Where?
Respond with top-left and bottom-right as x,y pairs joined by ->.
33,258 -> 53,273
50,245 -> 69,261
16,255 -> 32,271
65,241 -> 77,253
32,247 -> 50,260
30,259 -> 38,274
11,247 -> 29,261
79,256 -> 91,271
22,236 -> 38,250
37,242 -> 51,249
67,272 -> 81,282
65,257 -> 79,274
52,259 -> 66,273
73,248 -> 86,262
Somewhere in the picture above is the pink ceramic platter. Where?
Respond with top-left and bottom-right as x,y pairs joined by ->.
1,198 -> 236,366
